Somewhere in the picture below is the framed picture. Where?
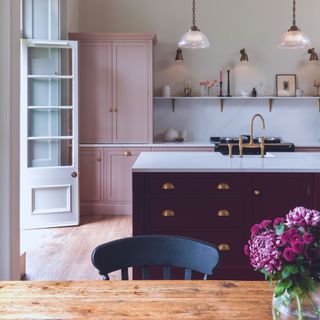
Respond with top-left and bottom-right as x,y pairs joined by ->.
276,74 -> 296,97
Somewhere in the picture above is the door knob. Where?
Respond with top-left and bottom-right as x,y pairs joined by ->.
71,172 -> 78,178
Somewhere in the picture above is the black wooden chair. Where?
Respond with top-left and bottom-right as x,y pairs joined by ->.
91,235 -> 220,280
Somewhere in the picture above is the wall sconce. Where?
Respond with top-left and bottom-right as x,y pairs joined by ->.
308,48 -> 319,61
240,48 -> 249,62
175,48 -> 184,62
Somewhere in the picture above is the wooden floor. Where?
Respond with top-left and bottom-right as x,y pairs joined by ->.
21,215 -> 132,281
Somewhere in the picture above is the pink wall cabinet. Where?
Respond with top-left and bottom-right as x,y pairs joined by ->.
78,42 -> 113,144
79,148 -> 104,204
69,33 -> 156,144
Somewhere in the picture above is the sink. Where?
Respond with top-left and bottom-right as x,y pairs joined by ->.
223,152 -> 275,158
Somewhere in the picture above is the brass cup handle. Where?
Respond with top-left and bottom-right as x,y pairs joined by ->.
217,183 -> 230,190
124,151 -> 132,156
218,243 -> 231,252
162,210 -> 175,217
254,190 -> 260,196
217,209 -> 231,217
162,182 -> 175,190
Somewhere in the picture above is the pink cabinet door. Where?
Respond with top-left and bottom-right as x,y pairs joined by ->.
79,42 -> 112,143
105,148 -> 150,203
112,42 -> 152,143
79,148 -> 103,203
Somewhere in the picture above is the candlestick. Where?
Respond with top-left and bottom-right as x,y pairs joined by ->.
314,80 -> 320,96
226,70 -> 232,97
220,70 -> 222,83
219,82 -> 224,97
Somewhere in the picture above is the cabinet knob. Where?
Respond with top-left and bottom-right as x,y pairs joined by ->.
217,183 -> 230,190
254,190 -> 260,196
114,107 -> 118,112
217,209 -> 231,217
124,151 -> 132,156
218,243 -> 231,251
109,108 -> 113,112
71,172 -> 78,178
96,158 -> 101,162
162,182 -> 175,190
162,210 -> 175,217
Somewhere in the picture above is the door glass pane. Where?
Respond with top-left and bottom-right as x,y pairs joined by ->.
28,109 -> 72,137
28,47 -> 72,76
28,139 -> 72,168
28,79 -> 72,106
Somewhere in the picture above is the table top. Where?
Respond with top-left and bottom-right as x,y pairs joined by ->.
0,280 -> 273,319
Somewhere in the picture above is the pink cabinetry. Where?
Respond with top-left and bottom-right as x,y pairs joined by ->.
152,147 -> 214,152
78,42 -> 112,143
69,33 -> 155,144
79,148 -> 103,203
105,148 -> 151,204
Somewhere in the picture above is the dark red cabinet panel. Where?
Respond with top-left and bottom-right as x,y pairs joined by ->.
133,172 -> 320,280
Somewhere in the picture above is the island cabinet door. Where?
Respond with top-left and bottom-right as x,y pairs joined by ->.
105,148 -> 151,204
79,148 -> 104,203
251,174 -> 314,221
315,174 -> 320,211
78,42 -> 113,143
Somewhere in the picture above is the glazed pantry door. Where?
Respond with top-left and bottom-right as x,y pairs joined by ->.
20,39 -> 79,228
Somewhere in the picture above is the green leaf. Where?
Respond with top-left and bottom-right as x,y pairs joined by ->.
275,223 -> 285,235
281,265 -> 299,279
274,278 -> 293,297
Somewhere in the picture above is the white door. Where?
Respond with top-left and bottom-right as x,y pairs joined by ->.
20,39 -> 79,229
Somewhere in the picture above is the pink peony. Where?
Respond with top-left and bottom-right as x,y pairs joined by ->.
286,207 -> 320,227
302,233 -> 315,244
260,220 -> 273,229
273,217 -> 286,228
283,248 -> 296,262
291,241 -> 304,254
251,224 -> 260,237
247,230 -> 282,273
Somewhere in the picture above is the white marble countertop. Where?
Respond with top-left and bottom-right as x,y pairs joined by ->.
80,141 -> 320,148
132,152 -> 320,173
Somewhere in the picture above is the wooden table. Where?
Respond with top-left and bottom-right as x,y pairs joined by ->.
0,280 -> 273,319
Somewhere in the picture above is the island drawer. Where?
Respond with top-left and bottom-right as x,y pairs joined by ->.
145,197 -> 250,230
146,173 -> 246,196
144,229 -> 249,268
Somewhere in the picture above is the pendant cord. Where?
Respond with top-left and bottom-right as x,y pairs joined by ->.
293,0 -> 296,26
192,0 -> 196,28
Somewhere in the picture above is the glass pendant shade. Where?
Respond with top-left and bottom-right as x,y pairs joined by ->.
278,27 -> 311,49
178,30 -> 210,49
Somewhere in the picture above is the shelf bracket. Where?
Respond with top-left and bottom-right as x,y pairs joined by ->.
220,99 -> 224,112
269,99 -> 273,112
171,98 -> 176,112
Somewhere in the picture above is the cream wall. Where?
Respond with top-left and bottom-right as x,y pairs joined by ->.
77,0 -> 320,144
0,0 -> 20,281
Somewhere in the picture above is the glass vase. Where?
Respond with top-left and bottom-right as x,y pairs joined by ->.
272,284 -> 320,320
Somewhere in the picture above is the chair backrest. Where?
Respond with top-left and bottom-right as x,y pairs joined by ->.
91,235 -> 220,280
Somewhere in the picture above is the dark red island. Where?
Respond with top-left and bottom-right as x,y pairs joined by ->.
132,152 -> 320,280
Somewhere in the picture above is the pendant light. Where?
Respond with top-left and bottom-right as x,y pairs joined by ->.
278,0 -> 311,49
178,0 -> 209,49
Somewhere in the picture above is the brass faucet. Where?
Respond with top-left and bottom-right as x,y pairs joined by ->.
239,114 -> 266,158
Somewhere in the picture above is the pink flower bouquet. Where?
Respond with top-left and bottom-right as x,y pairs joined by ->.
245,207 -> 320,317
200,80 -> 218,96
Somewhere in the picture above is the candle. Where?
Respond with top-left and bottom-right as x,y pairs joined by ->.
220,70 -> 222,82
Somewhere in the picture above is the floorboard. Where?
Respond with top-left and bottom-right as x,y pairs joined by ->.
21,215 -> 132,281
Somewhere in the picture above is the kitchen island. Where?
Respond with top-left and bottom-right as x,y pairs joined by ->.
132,152 -> 320,280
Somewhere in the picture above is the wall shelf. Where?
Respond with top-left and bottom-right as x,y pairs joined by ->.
154,96 -> 320,113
